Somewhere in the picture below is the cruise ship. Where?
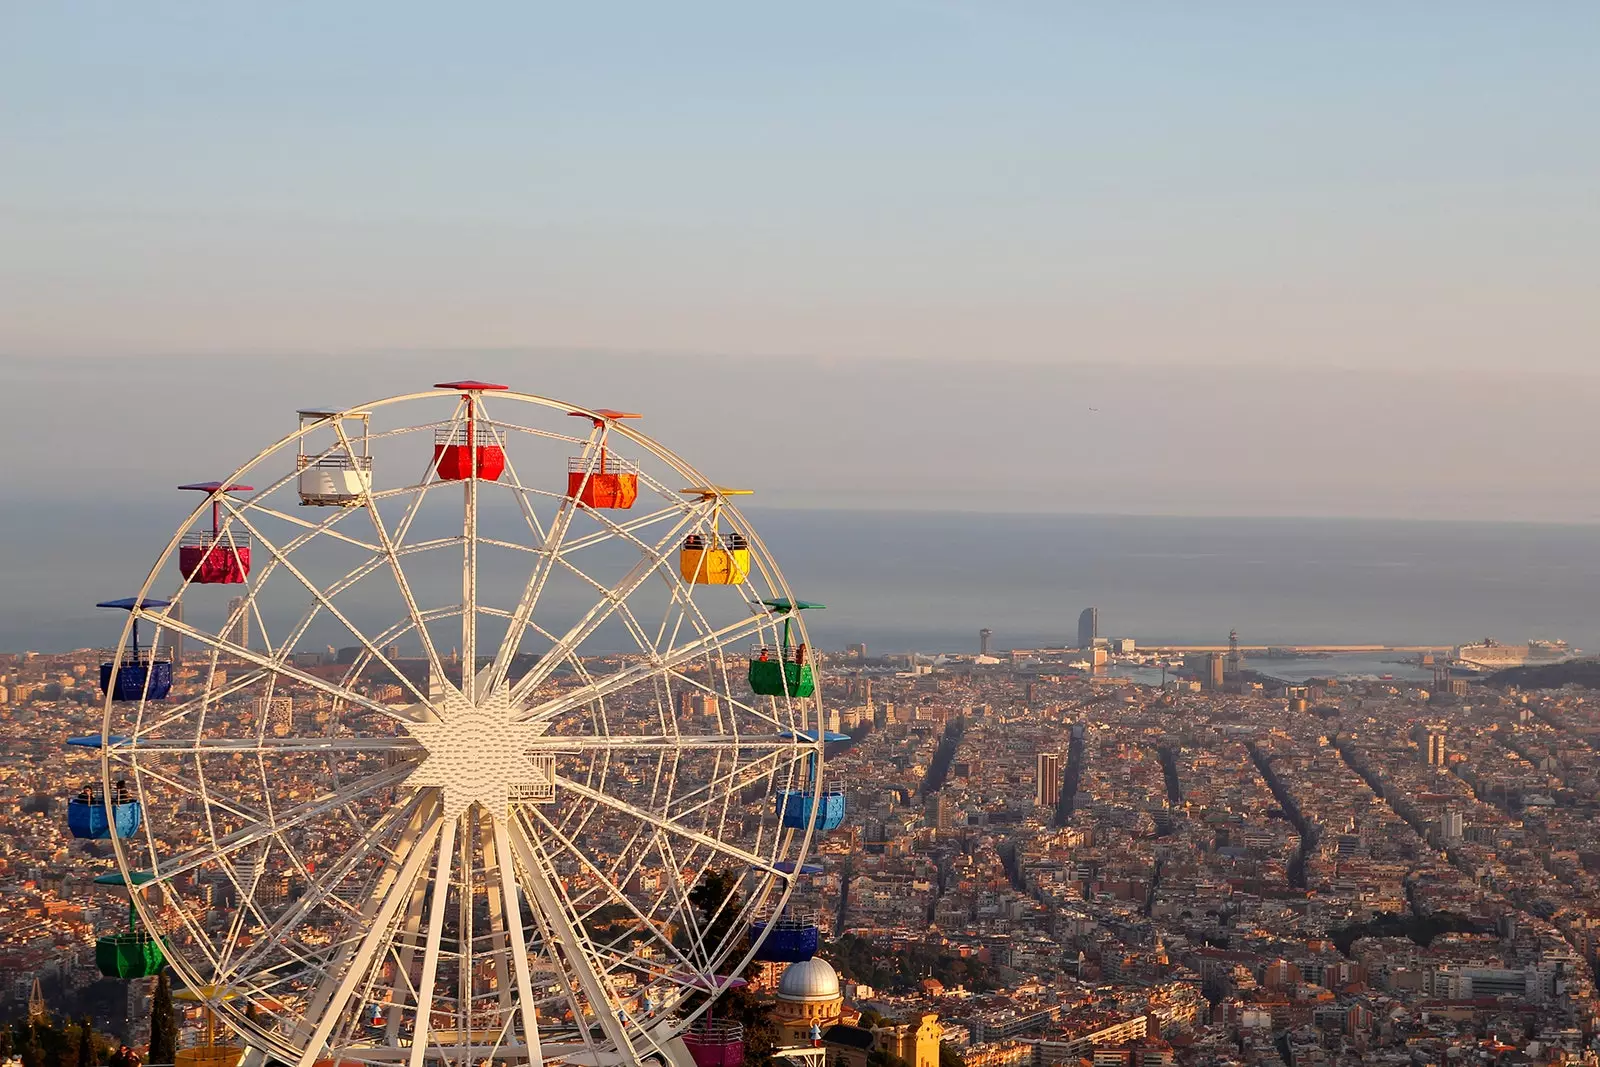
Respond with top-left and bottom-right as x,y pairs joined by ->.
1453,638 -> 1576,671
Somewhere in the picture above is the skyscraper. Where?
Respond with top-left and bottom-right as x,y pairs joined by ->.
1077,607 -> 1098,650
1206,652 -> 1226,691
1036,752 -> 1062,808
979,629 -> 993,657
169,601 -> 183,668
1425,730 -> 1447,767
226,596 -> 250,650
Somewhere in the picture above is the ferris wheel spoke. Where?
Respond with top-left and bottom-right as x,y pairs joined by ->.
665,668 -> 794,733
519,612 -> 769,722
355,463 -> 451,699
485,493 -> 582,697
552,774 -> 786,877
459,405 -> 486,700
529,733 -> 798,752
129,664 -> 277,737
294,808 -> 446,1067
553,500 -> 697,559
219,789 -> 427,983
664,746 -> 807,824
117,736 -> 416,755
234,497 -> 383,553
523,807 -> 699,977
512,549 -> 663,701
143,762 -> 417,889
505,819 -> 640,1061
221,500 -> 435,708
148,609 -> 418,725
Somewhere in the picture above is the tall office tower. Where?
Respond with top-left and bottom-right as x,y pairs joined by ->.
1077,608 -> 1098,650
1441,809 -> 1464,842
1206,652 -> 1226,691
170,601 -> 184,668
259,695 -> 294,737
1036,751 -> 1062,808
226,596 -> 250,650
1425,730 -> 1447,767
979,629 -> 993,657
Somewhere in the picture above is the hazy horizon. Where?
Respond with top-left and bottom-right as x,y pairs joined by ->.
6,6 -> 1600,522
5,350 -> 1600,524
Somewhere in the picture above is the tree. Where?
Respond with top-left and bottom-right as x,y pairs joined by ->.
77,1018 -> 97,1067
688,869 -> 779,1067
149,974 -> 178,1065
939,1042 -> 966,1067
15,1023 -> 44,1067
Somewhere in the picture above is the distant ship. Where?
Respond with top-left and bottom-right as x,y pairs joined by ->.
1453,638 -> 1575,671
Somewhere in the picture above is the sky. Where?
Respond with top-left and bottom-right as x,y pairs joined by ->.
2,4 -> 1598,520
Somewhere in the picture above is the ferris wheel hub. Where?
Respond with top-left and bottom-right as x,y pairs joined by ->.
404,687 -> 555,819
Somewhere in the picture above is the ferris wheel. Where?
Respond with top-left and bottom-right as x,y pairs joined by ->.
85,382 -> 845,1067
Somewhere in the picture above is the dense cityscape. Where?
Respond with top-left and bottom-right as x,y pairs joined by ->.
7,7 -> 1597,1067
8,614 -> 1600,1067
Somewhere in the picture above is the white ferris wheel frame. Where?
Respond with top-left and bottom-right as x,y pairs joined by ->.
94,387 -> 830,1067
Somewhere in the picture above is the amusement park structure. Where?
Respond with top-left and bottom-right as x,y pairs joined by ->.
69,383 -> 846,1067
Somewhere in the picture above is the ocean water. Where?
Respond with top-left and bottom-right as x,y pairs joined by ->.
4,501 -> 1600,660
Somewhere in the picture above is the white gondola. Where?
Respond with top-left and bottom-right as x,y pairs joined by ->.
296,407 -> 373,505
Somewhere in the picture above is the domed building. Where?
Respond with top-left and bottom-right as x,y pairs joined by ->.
772,957 -> 843,1045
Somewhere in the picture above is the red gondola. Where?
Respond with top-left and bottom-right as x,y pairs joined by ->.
567,409 -> 641,509
177,483 -> 252,584
433,381 -> 508,481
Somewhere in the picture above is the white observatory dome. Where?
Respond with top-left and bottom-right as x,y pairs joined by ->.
776,957 -> 841,1003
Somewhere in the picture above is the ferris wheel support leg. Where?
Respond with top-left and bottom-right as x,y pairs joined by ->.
478,814 -> 516,1018
491,814 -> 544,1067
294,811 -> 445,1067
506,820 -> 640,1063
407,814 -> 459,1067
455,813 -> 474,1064
384,866 -> 431,1048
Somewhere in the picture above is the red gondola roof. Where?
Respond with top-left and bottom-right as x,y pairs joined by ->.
177,482 -> 253,493
434,380 -> 509,391
569,409 -> 642,421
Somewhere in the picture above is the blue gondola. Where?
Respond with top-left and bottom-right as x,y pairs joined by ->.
96,598 -> 173,702
776,788 -> 846,831
761,861 -> 825,876
68,735 -> 131,748
94,870 -> 156,887
67,792 -> 144,839
751,917 -> 821,962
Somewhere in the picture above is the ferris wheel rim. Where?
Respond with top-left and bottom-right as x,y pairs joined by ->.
96,385 -> 829,1067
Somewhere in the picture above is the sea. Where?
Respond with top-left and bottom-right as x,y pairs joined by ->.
5,502 -> 1600,680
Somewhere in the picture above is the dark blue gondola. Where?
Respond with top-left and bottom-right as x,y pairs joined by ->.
67,792 -> 143,840
96,598 -> 173,702
762,861 -> 825,876
751,917 -> 821,962
776,788 -> 846,831
779,728 -> 852,744
68,735 -> 131,749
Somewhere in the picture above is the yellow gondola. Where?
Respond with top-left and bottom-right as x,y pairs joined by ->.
173,984 -> 243,1067
678,487 -> 753,585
